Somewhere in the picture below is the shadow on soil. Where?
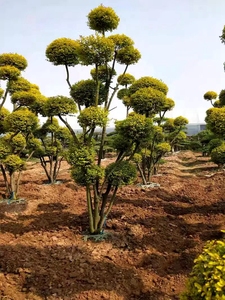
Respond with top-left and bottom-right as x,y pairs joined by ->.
0,244 -> 147,300
181,166 -> 218,174
0,204 -> 87,236
0,186 -> 223,299
0,201 -> 28,215
166,154 -> 218,175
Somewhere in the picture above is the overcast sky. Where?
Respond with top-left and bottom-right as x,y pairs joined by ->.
1,0 -> 225,127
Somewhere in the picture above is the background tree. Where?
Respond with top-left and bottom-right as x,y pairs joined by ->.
0,108 -> 39,200
205,108 -> 225,138
34,117 -> 71,184
163,116 -> 189,152
203,90 -> 218,107
204,26 -> 225,166
123,76 -> 187,183
0,53 -> 27,109
0,53 -> 44,200
191,130 -> 209,154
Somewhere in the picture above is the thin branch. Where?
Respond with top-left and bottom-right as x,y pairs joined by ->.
0,164 -> 10,194
127,142 -> 140,161
65,64 -> 81,111
65,64 -> 72,89
0,87 -> 9,110
58,114 -> 80,145
108,106 -> 117,112
107,64 -> 128,110
86,184 -> 94,234
98,186 -> 118,230
55,156 -> 63,180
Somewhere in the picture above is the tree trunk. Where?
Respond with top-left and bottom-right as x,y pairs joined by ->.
86,183 -> 118,235
40,157 -> 51,183
9,172 -> 17,200
137,163 -> 147,185
0,164 -> 10,195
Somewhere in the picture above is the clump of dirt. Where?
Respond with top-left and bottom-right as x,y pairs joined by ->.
0,152 -> 224,299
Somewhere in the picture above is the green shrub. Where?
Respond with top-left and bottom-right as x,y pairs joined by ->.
211,144 -> 225,166
208,138 -> 224,154
187,140 -> 202,151
180,239 -> 225,300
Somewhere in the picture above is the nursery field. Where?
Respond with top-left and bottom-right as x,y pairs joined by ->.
0,151 -> 224,300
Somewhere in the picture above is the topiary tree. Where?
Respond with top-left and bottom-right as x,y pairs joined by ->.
203,29 -> 225,164
123,76 -> 187,183
194,129 -> 217,156
46,5 -> 143,235
0,108 -> 39,200
0,53 -> 28,110
29,95 -> 77,184
210,143 -> 225,168
204,108 -> 225,164
208,138 -> 224,154
34,117 -> 71,184
164,116 -> 189,152
205,107 -> 225,138
0,53 -> 49,200
180,239 -> 225,299
203,91 -> 218,107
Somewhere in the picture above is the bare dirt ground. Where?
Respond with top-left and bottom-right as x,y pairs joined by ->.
0,151 -> 224,300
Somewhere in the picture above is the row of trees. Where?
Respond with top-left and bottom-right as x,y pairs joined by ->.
190,27 -> 225,167
0,5 -> 188,234
199,76 -> 225,166
180,25 -> 225,300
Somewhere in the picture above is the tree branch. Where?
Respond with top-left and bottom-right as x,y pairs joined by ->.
58,114 -> 80,145
65,64 -> 81,111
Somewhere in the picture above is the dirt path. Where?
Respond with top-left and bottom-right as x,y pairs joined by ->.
0,152 -> 224,299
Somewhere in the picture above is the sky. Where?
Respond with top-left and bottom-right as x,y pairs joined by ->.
1,0 -> 225,128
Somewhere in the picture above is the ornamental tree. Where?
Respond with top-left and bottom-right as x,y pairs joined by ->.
203,89 -> 225,108
46,5 -> 142,235
164,116 -> 189,152
203,26 -> 225,165
0,52 -> 46,199
194,129 -> 216,156
0,53 -> 27,109
211,143 -> 225,167
30,95 -> 77,184
0,52 -> 46,113
205,107 -> 225,165
203,91 -> 218,107
0,108 -> 39,199
204,27 -> 225,163
33,117 -> 71,184
123,76 -> 186,182
205,107 -> 225,138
